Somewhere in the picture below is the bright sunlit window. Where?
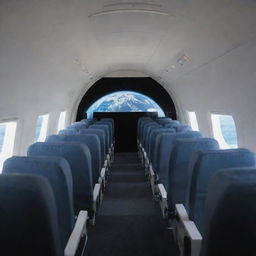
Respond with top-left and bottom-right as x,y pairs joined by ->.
211,114 -> 238,149
0,121 -> 17,171
86,91 -> 165,118
188,111 -> 199,131
35,114 -> 49,142
57,111 -> 66,132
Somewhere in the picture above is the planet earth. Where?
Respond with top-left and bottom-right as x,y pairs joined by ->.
86,91 -> 165,118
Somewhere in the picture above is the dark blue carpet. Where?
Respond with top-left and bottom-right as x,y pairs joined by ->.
85,153 -> 179,256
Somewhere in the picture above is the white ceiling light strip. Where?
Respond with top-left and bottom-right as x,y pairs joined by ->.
89,9 -> 169,18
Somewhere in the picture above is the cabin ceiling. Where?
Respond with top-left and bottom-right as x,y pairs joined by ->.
1,0 -> 256,127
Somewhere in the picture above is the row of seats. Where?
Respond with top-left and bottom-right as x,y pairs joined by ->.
0,117 -> 115,256
137,116 -> 256,256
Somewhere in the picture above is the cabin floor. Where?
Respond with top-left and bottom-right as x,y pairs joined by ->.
86,152 -> 179,256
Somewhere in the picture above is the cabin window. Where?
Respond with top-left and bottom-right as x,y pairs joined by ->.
35,114 -> 49,142
57,111 -> 66,132
86,90 -> 165,118
188,111 -> 199,131
211,114 -> 238,149
0,121 -> 17,171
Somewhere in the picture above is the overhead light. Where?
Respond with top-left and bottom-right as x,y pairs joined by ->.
88,9 -> 169,18
177,55 -> 191,66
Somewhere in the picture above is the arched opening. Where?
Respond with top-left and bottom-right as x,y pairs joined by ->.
86,90 -> 165,118
76,77 -> 177,151
76,77 -> 176,120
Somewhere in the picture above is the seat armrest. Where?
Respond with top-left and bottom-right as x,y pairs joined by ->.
64,210 -> 88,256
143,150 -> 147,161
157,184 -> 168,218
149,165 -> 154,178
104,160 -> 108,169
175,204 -> 202,256
107,153 -> 110,164
180,221 -> 202,256
175,204 -> 189,221
93,183 -> 101,212
149,165 -> 155,188
158,184 -> 167,199
100,167 -> 106,188
100,167 -> 106,181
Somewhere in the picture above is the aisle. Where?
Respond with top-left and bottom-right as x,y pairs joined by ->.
86,152 -> 179,256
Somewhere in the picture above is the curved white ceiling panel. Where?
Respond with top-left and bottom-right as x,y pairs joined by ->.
1,0 -> 256,151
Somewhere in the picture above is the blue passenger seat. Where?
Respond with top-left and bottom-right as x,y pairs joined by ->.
46,134 -> 102,187
201,168 -> 256,256
155,131 -> 202,188
27,142 -> 94,219
187,148 -> 256,233
79,129 -> 108,169
0,174 -> 62,256
3,156 -> 74,251
167,138 -> 219,213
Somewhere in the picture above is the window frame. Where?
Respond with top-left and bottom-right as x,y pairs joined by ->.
57,111 -> 67,132
187,111 -> 200,131
211,113 -> 238,149
35,113 -> 49,142
0,119 -> 18,171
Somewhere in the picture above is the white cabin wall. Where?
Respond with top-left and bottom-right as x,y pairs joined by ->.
163,39 -> 256,151
1,0 -> 256,155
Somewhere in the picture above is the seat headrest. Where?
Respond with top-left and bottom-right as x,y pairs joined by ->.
58,129 -> 78,135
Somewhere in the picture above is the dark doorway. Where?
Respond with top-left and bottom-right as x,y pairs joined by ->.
94,112 -> 158,152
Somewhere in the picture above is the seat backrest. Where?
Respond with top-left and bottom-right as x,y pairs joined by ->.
89,124 -> 110,149
140,120 -> 155,140
155,131 -> 202,188
3,156 -> 74,250
175,124 -> 192,132
67,123 -> 88,130
46,134 -> 101,186
79,128 -> 106,161
96,121 -> 113,141
200,168 -> 256,256
157,119 -> 179,126
144,124 -> 162,153
28,142 -> 93,216
152,131 -> 178,172
80,119 -> 95,125
142,123 -> 159,148
164,123 -> 180,130
148,128 -> 175,163
58,129 -> 78,135
187,148 -> 255,233
0,174 -> 62,256
167,138 -> 219,211
138,119 -> 154,138
101,118 -> 114,128
100,119 -> 115,137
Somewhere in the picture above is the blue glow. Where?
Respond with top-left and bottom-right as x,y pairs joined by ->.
0,125 -> 5,153
35,116 -> 43,141
219,115 -> 238,148
86,91 -> 165,118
